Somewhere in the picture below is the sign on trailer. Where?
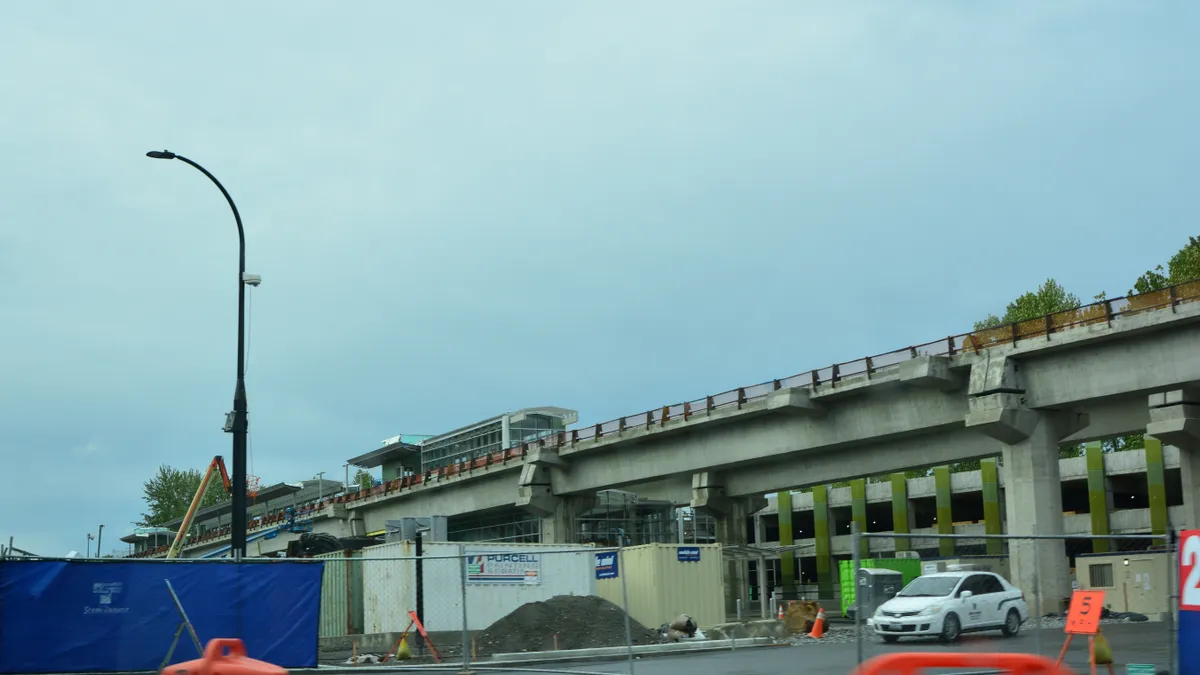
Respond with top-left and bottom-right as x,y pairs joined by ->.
466,550 -> 541,585
677,546 -> 700,562
595,551 -> 618,579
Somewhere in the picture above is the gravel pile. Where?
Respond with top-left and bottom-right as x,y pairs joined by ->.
1035,615 -> 1141,630
474,595 -> 661,655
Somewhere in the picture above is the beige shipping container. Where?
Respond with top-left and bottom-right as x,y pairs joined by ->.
595,543 -> 724,630
1074,551 -> 1173,619
315,549 -> 365,637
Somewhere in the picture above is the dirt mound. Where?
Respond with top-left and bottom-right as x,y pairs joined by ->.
475,595 -> 661,655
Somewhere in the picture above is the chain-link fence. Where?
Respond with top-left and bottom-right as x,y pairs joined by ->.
1,542 -> 747,675
848,528 -> 1178,675
329,544 -> 636,671
309,541 -> 737,674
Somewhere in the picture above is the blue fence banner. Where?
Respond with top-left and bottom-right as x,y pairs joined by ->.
595,551 -> 618,579
0,559 -> 323,674
1182,530 -> 1200,675
677,546 -> 701,562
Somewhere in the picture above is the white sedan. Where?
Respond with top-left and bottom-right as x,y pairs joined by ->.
867,571 -> 1029,643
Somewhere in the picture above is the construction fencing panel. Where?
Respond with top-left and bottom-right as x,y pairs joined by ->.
316,550 -> 363,637
0,558 -> 323,674
848,529 -> 1177,675
339,545 -> 682,675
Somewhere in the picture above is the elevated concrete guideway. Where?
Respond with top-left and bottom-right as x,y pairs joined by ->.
340,282 -> 1200,611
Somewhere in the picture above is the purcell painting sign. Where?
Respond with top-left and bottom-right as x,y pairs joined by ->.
466,551 -> 541,585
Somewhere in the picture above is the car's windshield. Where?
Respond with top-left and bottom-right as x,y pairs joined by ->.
897,576 -> 960,598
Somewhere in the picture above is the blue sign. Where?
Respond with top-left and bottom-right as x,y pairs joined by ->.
677,546 -> 701,562
595,551 -> 618,579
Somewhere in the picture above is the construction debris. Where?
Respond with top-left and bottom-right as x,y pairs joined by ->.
474,595 -> 660,655
785,600 -> 820,634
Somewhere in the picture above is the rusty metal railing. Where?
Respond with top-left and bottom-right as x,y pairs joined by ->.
126,279 -> 1200,557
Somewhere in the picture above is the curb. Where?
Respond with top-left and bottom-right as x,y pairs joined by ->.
307,637 -> 777,672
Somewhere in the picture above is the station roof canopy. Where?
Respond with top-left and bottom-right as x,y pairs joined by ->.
346,436 -> 424,468
119,527 -> 176,544
159,481 -> 304,530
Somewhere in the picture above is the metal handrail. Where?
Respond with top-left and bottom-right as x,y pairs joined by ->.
126,279 -> 1200,558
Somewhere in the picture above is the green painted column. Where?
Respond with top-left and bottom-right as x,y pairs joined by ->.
1145,436 -> 1168,536
813,485 -> 832,598
934,466 -> 954,557
851,478 -> 868,558
891,473 -> 910,552
981,458 -> 1003,555
778,490 -> 796,590
1085,442 -> 1111,553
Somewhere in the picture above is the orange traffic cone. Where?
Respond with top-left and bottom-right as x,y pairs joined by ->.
808,607 -> 826,639
777,604 -> 784,620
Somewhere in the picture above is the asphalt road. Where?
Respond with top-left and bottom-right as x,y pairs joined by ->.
357,622 -> 1176,675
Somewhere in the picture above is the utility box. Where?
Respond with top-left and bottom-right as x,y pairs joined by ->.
384,517 -> 448,543
851,569 -> 903,619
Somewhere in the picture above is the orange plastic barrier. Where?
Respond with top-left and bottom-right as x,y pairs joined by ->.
854,651 -> 1078,675
163,638 -> 286,675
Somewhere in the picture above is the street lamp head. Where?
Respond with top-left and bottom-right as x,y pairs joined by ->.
146,150 -> 177,160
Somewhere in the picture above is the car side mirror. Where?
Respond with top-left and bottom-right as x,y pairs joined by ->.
959,590 -> 973,600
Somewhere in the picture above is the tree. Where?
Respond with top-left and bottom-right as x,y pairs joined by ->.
960,279 -> 1086,471
974,278 -> 1081,330
353,468 -> 376,491
1131,236 -> 1200,294
138,464 -> 231,527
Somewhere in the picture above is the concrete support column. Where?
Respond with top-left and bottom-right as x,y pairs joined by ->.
1085,442 -> 1111,553
933,466 -> 954,557
777,490 -> 796,593
1000,415 -> 1078,614
1178,444 -> 1200,531
753,512 -> 767,546
981,458 -> 1003,555
967,391 -> 1086,614
691,471 -> 766,615
891,474 -> 911,553
1144,436 -> 1169,536
812,485 -> 833,601
851,479 -> 868,558
538,496 -> 595,544
1146,389 -> 1200,531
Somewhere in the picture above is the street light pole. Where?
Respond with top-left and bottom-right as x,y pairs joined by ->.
146,150 -> 250,560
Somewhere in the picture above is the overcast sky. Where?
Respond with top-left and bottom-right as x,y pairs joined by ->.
2,2 -> 1197,557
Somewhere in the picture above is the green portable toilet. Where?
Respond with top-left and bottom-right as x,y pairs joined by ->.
839,557 -> 923,617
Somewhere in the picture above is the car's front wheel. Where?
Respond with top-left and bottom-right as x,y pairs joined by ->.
881,635 -> 899,644
1001,609 -> 1021,637
939,613 -> 961,643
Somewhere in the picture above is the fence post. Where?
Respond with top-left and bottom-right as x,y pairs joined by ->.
459,545 -> 471,672
1168,529 -> 1178,675
1033,563 -> 1042,658
619,545 -> 636,675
